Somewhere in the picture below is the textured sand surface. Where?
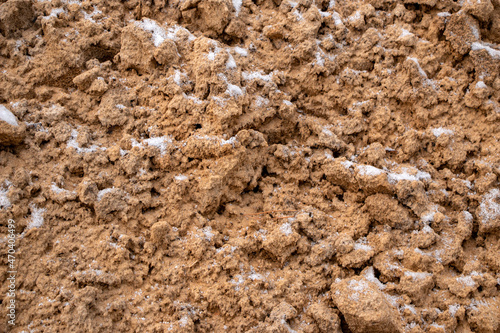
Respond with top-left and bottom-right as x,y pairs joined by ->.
0,0 -> 500,332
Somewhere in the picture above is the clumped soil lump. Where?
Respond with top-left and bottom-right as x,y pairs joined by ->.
0,0 -> 500,332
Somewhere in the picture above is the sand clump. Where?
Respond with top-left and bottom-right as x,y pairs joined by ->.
0,0 -> 499,332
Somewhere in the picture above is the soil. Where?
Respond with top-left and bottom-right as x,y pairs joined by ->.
0,0 -> 500,332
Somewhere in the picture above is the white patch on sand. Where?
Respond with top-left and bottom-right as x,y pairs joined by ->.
135,18 -> 167,47
0,105 -> 19,126
67,129 -> 104,154
280,222 -> 293,236
431,127 -> 454,137
143,136 -> 173,155
478,189 -> 500,225
363,267 -> 386,290
242,71 -> 275,82
28,204 -> 46,229
232,0 -> 242,16
97,188 -> 115,201
471,42 -> 500,59
357,165 -> 385,177
387,167 -> 431,184
174,174 -> 188,181
404,271 -> 432,280
0,183 -> 12,209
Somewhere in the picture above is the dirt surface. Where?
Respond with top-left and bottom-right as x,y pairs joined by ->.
0,0 -> 500,332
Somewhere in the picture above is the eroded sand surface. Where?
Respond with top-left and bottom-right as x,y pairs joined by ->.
0,0 -> 500,332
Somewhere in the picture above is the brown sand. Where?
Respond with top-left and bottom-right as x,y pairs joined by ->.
0,0 -> 499,332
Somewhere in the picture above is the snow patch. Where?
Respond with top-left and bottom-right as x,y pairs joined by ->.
143,136 -> 173,155
218,74 -> 244,98
357,165 -> 384,177
135,20 -> 195,47
462,211 -> 473,223
135,18 -> 167,47
363,267 -> 386,290
51,183 -> 71,195
407,57 -> 437,89
172,70 -> 185,86
183,93 -> 203,105
348,11 -> 361,22
226,53 -> 237,69
421,205 -> 439,223
449,304 -> 460,317
456,275 -> 475,287
207,43 -> 222,61
166,25 -> 195,42
28,204 -> 46,229
475,81 -> 487,89
178,316 -> 189,327
174,174 -> 188,181
422,225 -> 434,233
0,105 -> 19,126
67,129 -> 104,154
254,96 -> 269,107
242,71 -> 274,82
331,11 -> 343,26
193,134 -> 238,147
232,47 -> 247,57
44,8 -> 66,20
83,6 -> 102,23
471,42 -> 500,59
202,226 -> 214,241
478,189 -> 500,225
387,167 -> 431,184
97,188 -> 115,201
432,127 -> 454,137
404,271 -> 432,280
354,238 -> 373,252
400,29 -> 413,38
322,128 -> 333,136
232,0 -> 242,16
347,279 -> 370,301
280,222 -> 293,236
341,160 -> 354,169
0,183 -> 11,209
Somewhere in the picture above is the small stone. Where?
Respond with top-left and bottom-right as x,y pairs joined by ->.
463,0 -> 494,22
262,221 -> 300,263
269,302 -> 297,323
78,179 -> 98,205
467,298 -> 500,332
331,277 -> 402,333
307,303 -> 342,333
0,105 -> 25,146
150,221 -> 170,245
0,0 -> 34,37
444,12 -> 480,55
478,189 -> 500,234
225,18 -> 246,38
365,194 -> 413,230
94,188 -> 127,218
73,67 -> 100,91
119,23 -> 157,74
88,77 -> 109,97
153,39 -> 180,66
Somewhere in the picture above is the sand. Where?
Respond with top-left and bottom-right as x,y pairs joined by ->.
0,0 -> 499,332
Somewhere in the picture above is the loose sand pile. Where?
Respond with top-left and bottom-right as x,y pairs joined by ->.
0,0 -> 499,331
